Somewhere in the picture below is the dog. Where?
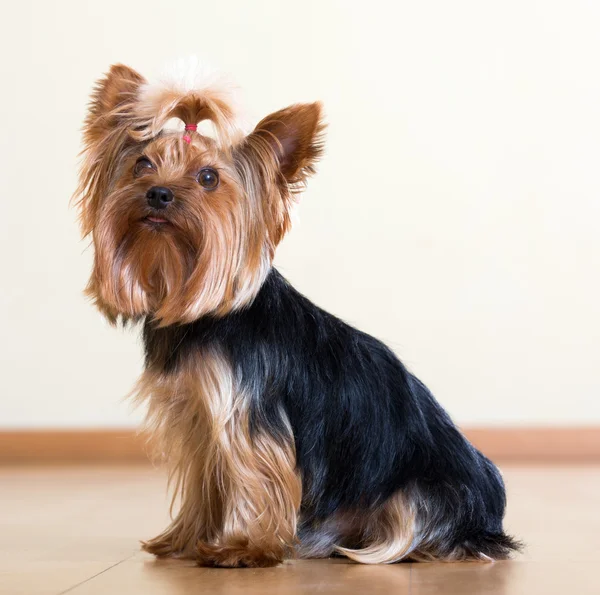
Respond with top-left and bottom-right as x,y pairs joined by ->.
75,62 -> 520,567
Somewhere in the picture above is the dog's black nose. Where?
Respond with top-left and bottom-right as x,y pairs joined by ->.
146,186 -> 173,210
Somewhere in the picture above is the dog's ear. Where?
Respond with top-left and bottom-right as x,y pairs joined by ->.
75,64 -> 146,236
247,102 -> 325,186
232,103 -> 324,251
88,64 -> 145,122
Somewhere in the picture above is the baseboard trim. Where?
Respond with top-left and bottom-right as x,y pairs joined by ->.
0,427 -> 598,464
464,427 -> 600,462
0,430 -> 146,464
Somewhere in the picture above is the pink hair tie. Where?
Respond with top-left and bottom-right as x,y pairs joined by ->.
183,123 -> 197,144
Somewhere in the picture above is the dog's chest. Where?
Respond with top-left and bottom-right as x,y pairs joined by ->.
134,348 -> 248,460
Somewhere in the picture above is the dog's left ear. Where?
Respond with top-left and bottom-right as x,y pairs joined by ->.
234,102 -> 324,248
246,102 -> 325,187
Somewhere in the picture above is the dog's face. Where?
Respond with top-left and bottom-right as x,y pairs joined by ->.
76,64 -> 323,325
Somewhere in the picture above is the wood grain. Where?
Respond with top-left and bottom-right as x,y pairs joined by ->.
0,427 -> 598,464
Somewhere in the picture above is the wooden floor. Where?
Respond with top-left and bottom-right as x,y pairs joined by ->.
1,464 -> 598,594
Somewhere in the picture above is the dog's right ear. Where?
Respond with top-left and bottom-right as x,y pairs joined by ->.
87,64 -> 145,123
75,64 -> 146,236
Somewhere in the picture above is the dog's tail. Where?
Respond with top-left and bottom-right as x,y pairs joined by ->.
445,531 -> 523,561
334,486 -> 522,564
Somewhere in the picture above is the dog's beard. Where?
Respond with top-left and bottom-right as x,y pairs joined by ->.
87,178 -> 272,325
120,224 -> 197,308
89,214 -> 199,323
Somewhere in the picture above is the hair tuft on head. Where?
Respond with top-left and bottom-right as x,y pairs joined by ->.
133,56 -> 245,146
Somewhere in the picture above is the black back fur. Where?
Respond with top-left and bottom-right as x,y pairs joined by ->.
144,268 -> 520,559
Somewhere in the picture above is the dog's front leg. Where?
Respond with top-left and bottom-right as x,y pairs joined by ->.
195,408 -> 302,568
138,354 -> 301,567
143,423 -> 300,567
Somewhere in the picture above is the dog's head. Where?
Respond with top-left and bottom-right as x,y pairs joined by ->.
76,63 -> 324,325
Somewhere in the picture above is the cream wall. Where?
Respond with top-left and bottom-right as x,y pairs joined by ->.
1,0 -> 599,428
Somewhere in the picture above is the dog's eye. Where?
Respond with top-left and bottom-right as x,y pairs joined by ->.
197,168 -> 219,190
134,157 -> 154,177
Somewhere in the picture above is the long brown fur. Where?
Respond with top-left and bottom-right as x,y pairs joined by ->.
75,63 -> 322,567
134,350 -> 301,567
75,64 -> 323,326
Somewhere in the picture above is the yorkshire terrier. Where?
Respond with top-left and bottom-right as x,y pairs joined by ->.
75,62 -> 520,567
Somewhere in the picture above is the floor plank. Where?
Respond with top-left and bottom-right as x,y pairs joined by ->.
67,554 -> 412,595
410,560 -> 599,595
0,464 -> 598,594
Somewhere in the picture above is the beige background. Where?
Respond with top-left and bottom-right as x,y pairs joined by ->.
1,0 -> 598,428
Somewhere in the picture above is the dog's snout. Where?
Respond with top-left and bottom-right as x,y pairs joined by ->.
146,186 -> 174,210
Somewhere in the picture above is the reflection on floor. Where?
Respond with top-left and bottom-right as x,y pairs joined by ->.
1,464 -> 598,594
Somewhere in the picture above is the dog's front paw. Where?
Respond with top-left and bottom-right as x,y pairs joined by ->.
195,537 -> 285,568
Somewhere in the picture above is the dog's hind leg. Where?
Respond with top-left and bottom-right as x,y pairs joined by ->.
335,491 -> 419,564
